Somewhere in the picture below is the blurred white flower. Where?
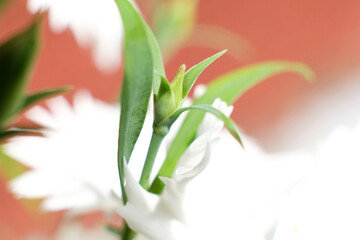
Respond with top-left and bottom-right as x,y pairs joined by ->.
5,91 -> 123,212
269,70 -> 360,151
53,222 -> 117,240
28,0 -> 123,72
273,122 -> 360,240
119,99 -> 232,240
183,130 -> 312,240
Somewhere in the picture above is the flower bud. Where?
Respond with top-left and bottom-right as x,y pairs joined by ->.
154,65 -> 186,124
154,76 -> 176,124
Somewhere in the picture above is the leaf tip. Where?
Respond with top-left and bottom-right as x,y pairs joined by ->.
291,62 -> 316,83
180,64 -> 186,70
220,49 -> 228,54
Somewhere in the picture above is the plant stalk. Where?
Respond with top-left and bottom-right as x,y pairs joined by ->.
139,130 -> 164,188
122,222 -> 136,240
121,130 -> 164,240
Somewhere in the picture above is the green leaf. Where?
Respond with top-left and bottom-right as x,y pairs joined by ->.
0,0 -> 9,9
149,61 -> 314,193
145,24 -> 165,97
197,61 -> 314,104
0,128 -> 42,142
170,64 -> 186,106
0,21 -> 39,130
155,76 -> 176,123
188,24 -> 254,62
115,0 -> 153,203
153,0 -> 199,61
0,0 -> 7,9
16,87 -> 71,114
105,225 -> 122,237
159,104 -> 243,147
0,146 -> 28,181
182,50 -> 227,99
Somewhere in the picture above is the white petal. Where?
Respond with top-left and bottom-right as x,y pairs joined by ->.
72,90 -> 97,114
27,0 -> 49,13
46,96 -> 75,125
25,105 -> 57,128
4,136 -> 56,169
122,158 -> 157,212
53,221 -> 118,240
27,0 -> 123,71
197,98 -> 233,135
119,203 -> 177,240
5,91 -> 122,212
158,144 -> 211,222
10,170 -> 78,198
273,123 -> 360,240
193,84 -> 207,99
43,189 -> 100,212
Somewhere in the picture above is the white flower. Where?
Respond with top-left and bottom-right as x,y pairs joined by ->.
118,99 -> 233,240
272,122 -> 360,240
184,130 -> 312,240
28,0 -> 123,71
6,91 -> 122,212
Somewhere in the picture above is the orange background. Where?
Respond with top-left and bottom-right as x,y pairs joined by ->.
1,0 -> 360,238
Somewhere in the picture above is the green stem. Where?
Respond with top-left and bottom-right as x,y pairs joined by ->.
122,222 -> 136,240
139,130 -> 164,188
121,130 -> 164,240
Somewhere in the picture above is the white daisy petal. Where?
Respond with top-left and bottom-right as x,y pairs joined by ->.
25,106 -> 57,128
5,91 -> 122,212
42,189 -> 99,212
27,0 -> 123,71
122,158 -> 157,212
10,170 -> 79,198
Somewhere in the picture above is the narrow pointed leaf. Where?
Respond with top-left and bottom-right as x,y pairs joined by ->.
170,64 -> 186,106
150,61 -> 314,193
0,128 -> 42,141
115,0 -> 153,202
18,87 -> 71,113
158,76 -> 172,96
145,24 -> 165,97
0,146 -> 28,181
155,76 -> 176,123
105,225 -> 122,237
0,0 -> 8,9
198,61 -> 314,104
159,104 -> 243,147
0,21 -> 39,129
182,50 -> 227,99
153,0 -> 199,61
187,24 -> 254,62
